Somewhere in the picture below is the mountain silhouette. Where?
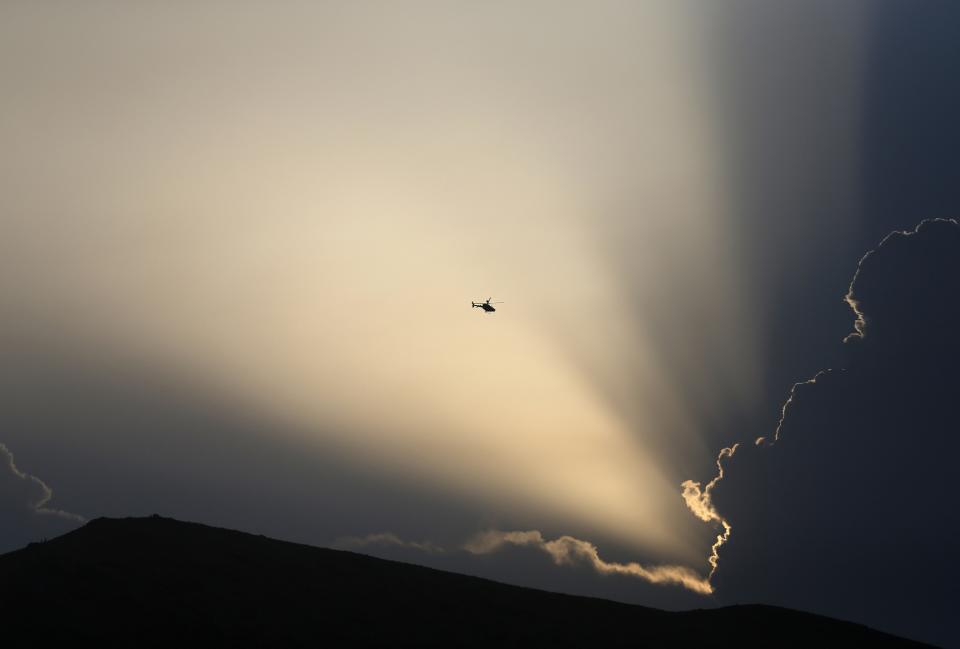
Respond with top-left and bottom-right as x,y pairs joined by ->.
0,516 -> 930,647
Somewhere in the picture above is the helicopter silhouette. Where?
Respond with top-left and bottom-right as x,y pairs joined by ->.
472,297 -> 503,313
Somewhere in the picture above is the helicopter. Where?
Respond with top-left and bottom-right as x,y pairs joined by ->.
472,297 -> 503,313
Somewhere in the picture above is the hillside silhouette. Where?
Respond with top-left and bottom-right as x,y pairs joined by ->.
0,516 -> 930,647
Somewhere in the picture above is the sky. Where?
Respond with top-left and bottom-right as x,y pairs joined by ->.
2,2 -> 959,646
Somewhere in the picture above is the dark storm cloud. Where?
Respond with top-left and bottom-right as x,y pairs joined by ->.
680,0 -> 960,488
860,1 -> 960,238
704,219 -> 960,647
0,442 -> 85,553
844,218 -> 960,347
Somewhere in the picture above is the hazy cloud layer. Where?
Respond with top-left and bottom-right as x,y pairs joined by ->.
696,219 -> 960,647
0,0 -> 884,587
0,0 -> 747,562
335,532 -> 445,555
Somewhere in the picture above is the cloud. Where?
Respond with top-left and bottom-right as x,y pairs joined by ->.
843,218 -> 960,344
338,527 -> 715,595
753,370 -> 832,447
679,445 -> 737,577
285,220 -> 960,630
466,530 -> 715,595
334,532 -> 445,554
0,443 -> 85,524
687,219 -> 960,647
0,443 -> 85,552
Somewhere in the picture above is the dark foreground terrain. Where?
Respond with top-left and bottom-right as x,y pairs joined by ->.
0,516 -> 929,647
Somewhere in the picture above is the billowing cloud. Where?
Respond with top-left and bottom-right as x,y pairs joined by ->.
679,445 -> 737,577
349,528 -> 714,595
464,529 -> 713,595
689,219 -> 960,647
0,443 -> 85,553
